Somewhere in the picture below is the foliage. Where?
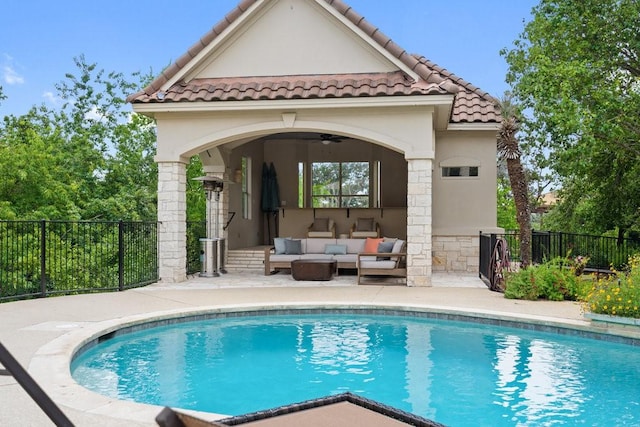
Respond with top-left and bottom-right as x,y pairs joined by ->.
497,166 -> 517,230
504,256 -> 587,301
0,56 -> 157,221
584,255 -> 640,318
186,156 -> 206,222
502,0 -> 640,239
311,162 -> 369,208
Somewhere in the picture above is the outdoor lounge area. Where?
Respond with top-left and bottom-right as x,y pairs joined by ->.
264,236 -> 406,284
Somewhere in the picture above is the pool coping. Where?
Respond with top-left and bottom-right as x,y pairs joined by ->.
29,301 -> 640,425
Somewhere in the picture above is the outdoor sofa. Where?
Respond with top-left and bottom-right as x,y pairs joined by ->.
264,237 -> 406,284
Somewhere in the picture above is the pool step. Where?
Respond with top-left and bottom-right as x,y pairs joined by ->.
225,246 -> 268,272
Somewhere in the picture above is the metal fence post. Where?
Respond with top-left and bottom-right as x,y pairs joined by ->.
118,221 -> 124,291
40,220 -> 46,298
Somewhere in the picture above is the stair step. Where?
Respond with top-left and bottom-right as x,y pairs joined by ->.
225,247 -> 267,272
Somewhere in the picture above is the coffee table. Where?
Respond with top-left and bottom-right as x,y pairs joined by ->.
291,259 -> 337,281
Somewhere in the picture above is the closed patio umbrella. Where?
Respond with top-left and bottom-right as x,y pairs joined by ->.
261,162 -> 281,244
260,162 -> 270,213
268,162 -> 281,239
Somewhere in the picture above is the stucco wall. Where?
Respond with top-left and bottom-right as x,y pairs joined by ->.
225,140 -> 265,249
433,130 -> 501,236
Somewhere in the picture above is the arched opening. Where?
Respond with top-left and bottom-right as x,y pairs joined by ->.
193,130 -> 408,250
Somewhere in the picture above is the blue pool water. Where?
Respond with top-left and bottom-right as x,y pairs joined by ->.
71,313 -> 640,426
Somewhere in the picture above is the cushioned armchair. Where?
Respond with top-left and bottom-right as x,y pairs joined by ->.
307,218 -> 336,238
350,217 -> 380,238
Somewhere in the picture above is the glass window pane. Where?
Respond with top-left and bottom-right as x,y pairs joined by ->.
341,196 -> 369,208
341,162 -> 369,196
442,166 -> 479,177
241,156 -> 251,219
298,162 -> 304,208
312,162 -> 339,195
312,196 -> 339,208
309,161 -> 370,208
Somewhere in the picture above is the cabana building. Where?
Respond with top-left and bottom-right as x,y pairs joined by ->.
127,0 -> 502,286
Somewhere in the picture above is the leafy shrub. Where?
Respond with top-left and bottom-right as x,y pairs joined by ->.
584,255 -> 640,318
504,257 -> 587,301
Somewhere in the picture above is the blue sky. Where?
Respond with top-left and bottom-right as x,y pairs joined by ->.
0,0 -> 536,117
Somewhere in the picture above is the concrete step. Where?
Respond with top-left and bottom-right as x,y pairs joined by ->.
225,247 -> 267,272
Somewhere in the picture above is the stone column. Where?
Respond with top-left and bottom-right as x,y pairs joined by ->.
407,158 -> 432,286
157,161 -> 187,283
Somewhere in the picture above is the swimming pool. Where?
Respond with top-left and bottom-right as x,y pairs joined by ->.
71,310 -> 640,426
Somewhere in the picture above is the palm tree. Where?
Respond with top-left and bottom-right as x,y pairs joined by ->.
497,93 -> 531,268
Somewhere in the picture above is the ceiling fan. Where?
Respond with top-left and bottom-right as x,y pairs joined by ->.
317,134 -> 344,145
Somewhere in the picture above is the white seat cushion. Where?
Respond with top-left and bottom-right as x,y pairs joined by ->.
359,260 -> 397,269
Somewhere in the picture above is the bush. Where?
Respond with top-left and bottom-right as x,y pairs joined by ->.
504,257 -> 587,301
584,255 -> 640,318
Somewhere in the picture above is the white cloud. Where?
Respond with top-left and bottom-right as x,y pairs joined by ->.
42,91 -> 61,106
3,65 -> 24,85
2,54 -> 25,85
85,105 -> 106,122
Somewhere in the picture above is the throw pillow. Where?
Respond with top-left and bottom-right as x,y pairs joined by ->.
311,218 -> 329,231
356,217 -> 374,231
391,240 -> 405,254
363,237 -> 384,253
274,237 -> 289,255
284,239 -> 302,255
324,244 -> 347,255
377,241 -> 395,260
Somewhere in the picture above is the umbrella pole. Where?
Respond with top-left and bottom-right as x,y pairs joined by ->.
265,212 -> 271,245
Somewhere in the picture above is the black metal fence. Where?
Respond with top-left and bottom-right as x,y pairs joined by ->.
0,220 -> 158,302
530,231 -> 640,270
480,230 -> 640,289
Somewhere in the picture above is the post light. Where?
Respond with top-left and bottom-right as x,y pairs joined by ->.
193,176 -> 227,277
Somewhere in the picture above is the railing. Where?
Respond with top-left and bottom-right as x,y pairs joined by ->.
531,231 -> 640,271
480,230 -> 640,289
186,221 -> 207,275
0,220 -> 158,302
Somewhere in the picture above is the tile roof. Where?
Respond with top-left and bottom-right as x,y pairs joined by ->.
127,0 -> 499,124
130,72 -> 451,103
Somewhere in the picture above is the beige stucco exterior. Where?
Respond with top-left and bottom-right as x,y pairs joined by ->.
130,0 -> 501,286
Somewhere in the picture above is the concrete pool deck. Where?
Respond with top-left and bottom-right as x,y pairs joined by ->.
0,272 -> 637,427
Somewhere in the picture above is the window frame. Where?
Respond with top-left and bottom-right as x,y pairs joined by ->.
303,161 -> 373,208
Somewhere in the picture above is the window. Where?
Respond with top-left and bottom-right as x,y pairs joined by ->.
298,162 -> 305,208
241,156 -> 251,219
442,166 -> 479,177
311,162 -> 370,207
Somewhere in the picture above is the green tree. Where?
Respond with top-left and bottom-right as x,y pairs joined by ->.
186,155 -> 206,222
0,56 -> 158,221
502,0 -> 640,241
497,172 -> 517,231
0,110 -> 81,219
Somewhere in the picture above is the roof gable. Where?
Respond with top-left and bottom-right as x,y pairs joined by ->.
128,0 -> 499,124
189,0 -> 400,79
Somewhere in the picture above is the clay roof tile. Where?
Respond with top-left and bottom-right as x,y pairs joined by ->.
127,0 -> 499,123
